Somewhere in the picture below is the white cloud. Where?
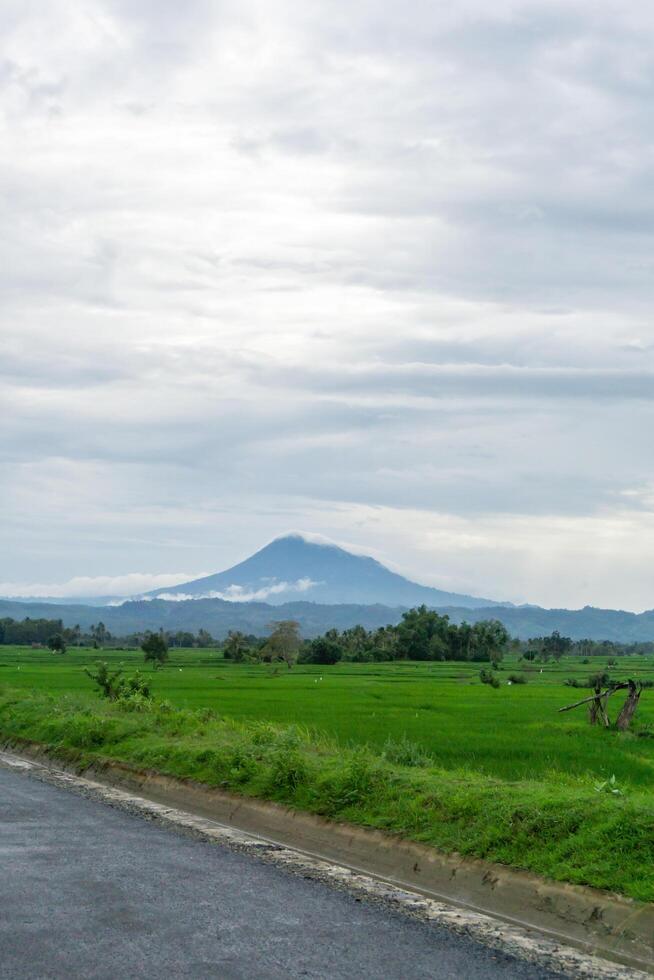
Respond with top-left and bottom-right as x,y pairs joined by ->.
129,577 -> 319,604
2,1 -> 654,610
0,572 -> 208,599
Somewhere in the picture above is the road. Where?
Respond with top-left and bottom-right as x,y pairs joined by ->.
0,765 -> 561,980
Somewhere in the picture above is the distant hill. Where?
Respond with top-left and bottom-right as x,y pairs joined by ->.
3,534 -> 653,642
0,596 -> 402,637
2,595 -> 654,641
144,533 -> 501,609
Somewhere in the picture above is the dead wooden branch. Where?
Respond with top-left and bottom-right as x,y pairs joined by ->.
615,680 -> 641,731
559,679 -> 646,731
558,683 -> 627,713
588,686 -> 610,727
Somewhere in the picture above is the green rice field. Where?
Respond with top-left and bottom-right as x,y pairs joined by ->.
2,645 -> 654,788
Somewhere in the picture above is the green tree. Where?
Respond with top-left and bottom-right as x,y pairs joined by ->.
341,624 -> 370,661
141,632 -> 169,667
91,622 -> 109,648
369,625 -> 398,661
170,631 -> 195,648
67,624 -> 82,647
47,633 -> 66,654
262,621 -> 302,669
84,661 -> 124,699
470,620 -> 508,664
396,606 -> 451,660
542,631 -> 573,661
306,635 -> 342,665
223,630 -> 250,662
453,621 -> 474,660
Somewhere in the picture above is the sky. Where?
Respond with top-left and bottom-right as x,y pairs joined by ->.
2,0 -> 654,609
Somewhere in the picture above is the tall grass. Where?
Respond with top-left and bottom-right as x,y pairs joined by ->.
2,647 -> 654,786
1,686 -> 653,902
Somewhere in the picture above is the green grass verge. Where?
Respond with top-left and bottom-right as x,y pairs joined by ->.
1,685 -> 653,903
3,647 -> 654,786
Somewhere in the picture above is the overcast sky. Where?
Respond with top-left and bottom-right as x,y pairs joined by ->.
2,0 -> 654,609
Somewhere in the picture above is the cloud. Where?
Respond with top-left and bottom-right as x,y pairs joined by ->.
2,1 -> 654,610
0,572 -> 208,599
130,577 -> 319,604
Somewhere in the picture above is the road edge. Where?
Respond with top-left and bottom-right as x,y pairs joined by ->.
0,745 -> 650,979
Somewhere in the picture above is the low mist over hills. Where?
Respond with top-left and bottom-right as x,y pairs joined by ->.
144,534 -> 500,609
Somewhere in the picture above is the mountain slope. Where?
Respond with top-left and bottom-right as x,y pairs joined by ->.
3,596 -> 654,641
146,533 -> 501,609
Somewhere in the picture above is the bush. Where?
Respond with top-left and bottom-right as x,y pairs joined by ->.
507,673 -> 527,685
382,735 -> 432,767
116,691 -> 154,713
217,741 -> 260,785
85,663 -> 155,707
589,672 -> 611,689
47,634 -> 66,655
84,662 -> 125,700
141,633 -> 169,666
479,668 -> 500,688
321,750 -> 386,811
267,745 -> 310,792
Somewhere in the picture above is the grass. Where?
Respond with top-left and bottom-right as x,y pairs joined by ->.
2,646 -> 654,785
0,646 -> 653,900
0,682 -> 653,901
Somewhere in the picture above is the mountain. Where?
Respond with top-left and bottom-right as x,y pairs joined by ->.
3,596 -> 654,641
5,534 -> 654,641
144,534 -> 501,609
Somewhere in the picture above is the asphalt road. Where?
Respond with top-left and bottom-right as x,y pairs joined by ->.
0,766 -> 562,980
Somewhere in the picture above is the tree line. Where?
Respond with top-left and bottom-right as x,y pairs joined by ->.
224,606 -> 511,666
517,632 -> 654,661
0,618 -> 219,652
3,610 -> 654,665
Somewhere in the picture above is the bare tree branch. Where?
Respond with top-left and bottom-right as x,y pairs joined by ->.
558,683 -> 628,713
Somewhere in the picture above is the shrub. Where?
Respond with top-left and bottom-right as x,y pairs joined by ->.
116,691 -> 154,713
141,633 -> 169,666
84,662 -> 125,700
382,735 -> 432,767
218,742 -> 260,785
321,750 -> 386,811
479,668 -> 500,688
47,634 -> 66,655
589,672 -> 611,689
85,663 -> 155,707
267,745 -> 310,792
65,714 -> 114,748
245,720 -> 282,746
507,673 -> 527,685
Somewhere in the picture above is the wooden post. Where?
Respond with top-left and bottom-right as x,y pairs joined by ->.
615,680 -> 641,732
